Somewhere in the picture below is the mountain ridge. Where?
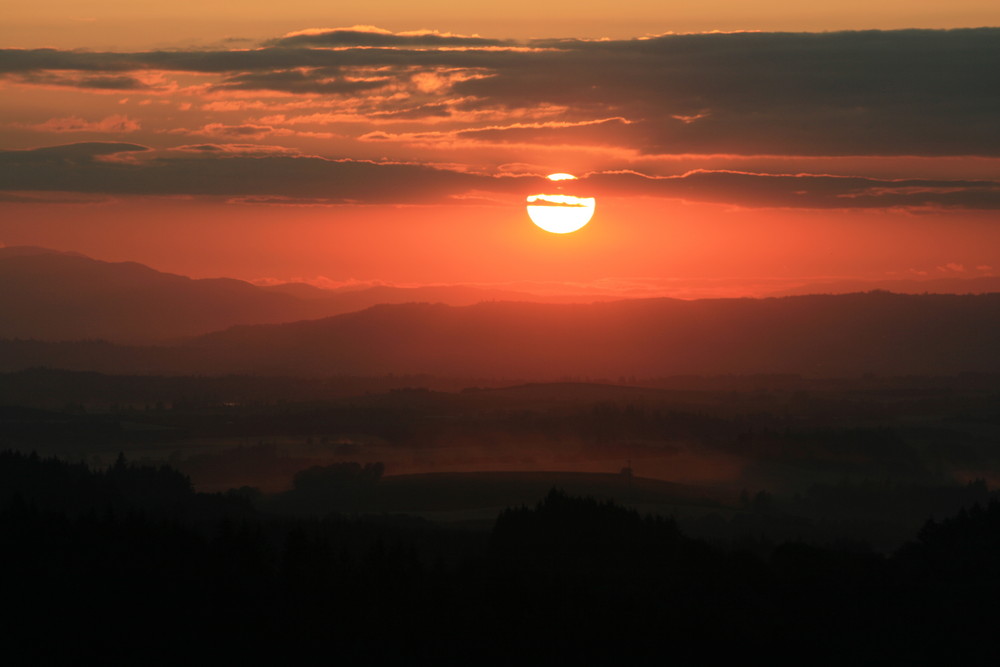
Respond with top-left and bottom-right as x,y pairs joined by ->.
2,291 -> 997,378
0,247 -> 592,342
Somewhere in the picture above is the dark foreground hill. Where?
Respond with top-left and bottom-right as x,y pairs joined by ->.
5,451 -> 1000,664
2,291 -> 997,377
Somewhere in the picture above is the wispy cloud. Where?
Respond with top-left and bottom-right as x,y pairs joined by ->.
267,26 -> 514,49
19,114 -> 141,133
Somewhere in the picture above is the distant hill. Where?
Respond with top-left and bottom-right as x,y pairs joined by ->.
0,247 -> 567,342
0,247 -> 316,342
183,293 -> 1000,377
777,275 -> 1000,297
263,282 -> 567,311
1,292 -> 997,377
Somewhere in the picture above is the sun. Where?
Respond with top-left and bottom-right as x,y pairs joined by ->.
526,173 -> 596,234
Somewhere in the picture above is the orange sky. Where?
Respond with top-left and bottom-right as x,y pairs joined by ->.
5,1 -> 1000,48
1,8 -> 999,298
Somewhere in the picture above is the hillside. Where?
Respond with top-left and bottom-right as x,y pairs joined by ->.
1,291 -> 998,377
0,247 -> 561,342
182,292 -> 1000,377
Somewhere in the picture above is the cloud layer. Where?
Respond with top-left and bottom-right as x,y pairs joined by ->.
3,142 -> 999,210
2,27 -> 999,209
3,28 -> 999,155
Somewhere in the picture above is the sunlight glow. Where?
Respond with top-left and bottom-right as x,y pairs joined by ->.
526,193 -> 596,234
526,172 -> 595,233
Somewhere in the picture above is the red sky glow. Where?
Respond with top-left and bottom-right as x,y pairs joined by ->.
2,5 -> 999,299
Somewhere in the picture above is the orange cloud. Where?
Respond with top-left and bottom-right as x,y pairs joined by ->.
21,114 -> 140,133
4,143 -> 1000,212
188,123 -> 284,138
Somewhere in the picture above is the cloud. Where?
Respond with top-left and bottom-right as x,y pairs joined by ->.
186,123 -> 282,138
0,142 -> 149,162
210,70 -> 392,95
250,275 -> 391,290
4,70 -> 151,91
449,29 -> 1000,157
585,170 -> 1000,210
3,143 -> 1000,211
269,26 -> 512,48
176,124 -> 336,140
938,263 -> 967,273
361,117 -> 637,147
170,143 -> 303,155
22,115 -> 141,133
0,190 -> 113,204
0,143 -> 490,204
3,28 -> 997,157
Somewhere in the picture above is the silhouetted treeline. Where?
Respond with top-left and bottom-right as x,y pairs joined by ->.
275,461 -> 386,513
4,452 -> 1000,663
493,488 -> 703,573
1,450 -> 190,514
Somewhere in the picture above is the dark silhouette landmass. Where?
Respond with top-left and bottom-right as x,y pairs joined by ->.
0,246 -> 579,342
3,369 -> 999,549
189,292 -> 1000,377
4,451 -> 999,664
4,246 -> 999,349
777,274 -> 1000,296
4,249 -> 1000,661
2,291 -> 999,376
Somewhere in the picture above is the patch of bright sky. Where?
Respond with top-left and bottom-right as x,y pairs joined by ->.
3,1 -> 999,49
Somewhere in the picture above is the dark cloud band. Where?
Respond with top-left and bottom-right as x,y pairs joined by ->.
267,28 -> 512,48
3,28 -> 998,156
2,143 -> 998,211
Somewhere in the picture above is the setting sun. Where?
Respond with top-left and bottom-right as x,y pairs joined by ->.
526,173 -> 596,234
